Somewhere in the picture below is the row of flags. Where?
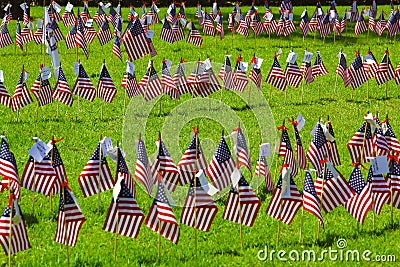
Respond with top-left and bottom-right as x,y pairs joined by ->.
1,109 -> 400,255
2,1 -> 400,65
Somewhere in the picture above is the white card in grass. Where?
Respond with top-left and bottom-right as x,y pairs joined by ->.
27,22 -> 34,30
203,58 -> 212,70
74,62 -> 80,74
231,168 -> 241,188
266,12 -> 273,21
303,51 -> 313,63
259,143 -> 270,157
281,167 -> 291,198
381,122 -> 388,135
345,12 -> 351,20
23,70 -> 29,82
296,113 -> 305,131
310,122 -> 319,137
85,19 -> 93,27
65,3 -> 73,13
197,170 -> 219,195
41,66 -> 51,80
326,161 -> 339,179
0,70 -> 3,83
20,3 -> 27,10
52,1 -> 62,13
146,30 -> 154,39
29,139 -> 51,162
147,15 -> 152,24
113,176 -> 123,201
107,147 -> 125,162
37,19 -> 43,28
286,52 -> 298,64
371,156 -> 389,175
3,4 -> 11,12
240,61 -> 248,71
101,137 -> 113,156
126,61 -> 135,75
180,18 -> 187,26
252,57 -> 263,69
288,13 -> 294,21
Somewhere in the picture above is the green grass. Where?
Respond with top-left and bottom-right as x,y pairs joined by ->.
0,5 -> 399,266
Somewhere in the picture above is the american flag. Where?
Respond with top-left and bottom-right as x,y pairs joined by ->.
172,20 -> 185,41
178,131 -> 207,185
116,147 -> 135,196
307,123 -> 329,174
223,175 -> 261,226
127,5 -> 138,21
22,4 -> 30,25
0,200 -> 31,255
103,179 -> 144,238
0,82 -> 10,108
202,12 -> 215,36
336,53 -> 352,88
373,116 -> 389,156
123,19 -> 150,61
97,64 -> 117,103
383,119 -> 400,155
21,25 -> 33,45
364,49 -> 379,80
174,62 -> 191,95
292,122 -> 306,170
48,20 -> 64,43
2,5 -> 12,24
151,138 -> 180,192
50,144 -> 69,195
147,3 -> 160,25
347,121 -> 373,164
97,20 -> 112,46
326,121 -> 341,166
263,14 -> 277,34
160,19 -> 175,43
0,138 -> 20,200
354,11 -> 367,35
206,135 -> 235,191
180,177 -> 218,231
178,3 -> 186,20
187,22 -> 203,47
308,11 -> 319,32
280,0 -> 293,13
236,13 -> 249,37
232,59 -> 249,92
318,13 -> 331,38
72,63 -> 96,102
134,138 -> 153,195
30,73 -> 53,107
344,165 -> 372,224
107,6 -> 121,28
138,63 -> 162,101
300,9 -> 309,37
367,167 -> 390,215
375,11 -> 386,36
78,143 -> 114,198
285,62 -> 302,88
167,3 -> 177,24
80,1 -> 91,23
250,12 -> 264,36
234,127 -> 252,173
53,65 -> 73,107
312,52 -> 328,78
94,8 -> 107,28
255,155 -> 274,191
65,24 -> 77,49
303,171 -> 324,228
375,52 -> 395,86
215,11 -> 225,40
33,27 -> 44,45
245,4 -> 256,25
396,63 -> 400,85
388,159 -> 400,209
301,61 -> 314,85
276,15 -> 286,36
266,172 -> 302,225
219,55 -> 234,90
339,13 -> 347,33
278,127 -> 298,177
314,166 -> 354,213
112,19 -> 123,61
11,69 -> 33,112
145,181 -> 180,244
0,23 -> 13,48
21,154 -> 57,197
349,53 -> 368,89
16,21 -> 23,51
386,8 -> 399,37
54,187 -> 86,247
122,73 -> 140,98
227,13 -> 235,34
161,60 -> 179,99
266,57 -> 287,91
84,25 -> 97,44
284,18 -> 296,36
200,67 -> 221,97
61,8 -> 76,27
250,62 -> 262,91
48,3 -> 61,23
76,15 -> 89,59
349,1 -> 358,22
195,4 -> 203,25
368,15 -> 375,32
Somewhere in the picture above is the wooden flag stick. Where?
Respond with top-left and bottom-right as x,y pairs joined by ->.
32,136 -> 38,215
193,129 -> 199,253
276,199 -> 282,245
97,134 -> 103,213
60,176 -> 70,267
77,60 -> 81,121
114,141 -> 119,263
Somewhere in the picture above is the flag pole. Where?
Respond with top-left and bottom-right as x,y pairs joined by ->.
8,187 -> 13,267
317,158 -> 326,241
32,135 -> 38,215
390,152 -> 394,229
193,128 -> 199,253
114,141 -> 119,263
100,59 -> 105,121
77,60 -> 81,121
60,175 -> 70,267
97,134 -> 102,213
385,49 -> 389,99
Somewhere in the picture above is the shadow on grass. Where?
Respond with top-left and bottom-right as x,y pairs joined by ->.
24,214 -> 39,227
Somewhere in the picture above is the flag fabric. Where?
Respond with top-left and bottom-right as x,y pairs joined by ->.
255,155 -> 274,191
301,61 -> 314,84
173,62 -> 191,96
0,23 -> 13,48
83,24 -> 97,44
373,116 -> 389,156
22,4 -> 30,25
276,15 -> 285,36
21,25 -> 33,45
232,59 -> 249,92
314,166 -> 354,213
15,21 -> 23,51
145,181 -> 180,244
292,122 -> 306,170
383,119 -> 400,155
72,63 -> 96,101
138,63 -> 163,101
263,13 -> 277,34
349,53 -> 368,89
344,165 -> 372,224
160,19 -> 175,43
48,3 -> 61,22
307,123 -> 329,174
33,27 -> 44,45
266,172 -> 302,225
303,171 -> 324,228
178,132 -> 207,186
368,15 -> 375,32
180,177 -> 218,231
53,65 -> 74,107
219,56 -> 234,90
97,64 -> 117,103
30,73 -> 53,107
223,174 -> 261,226
65,24 -> 77,49
21,154 -> 57,197
76,15 -> 89,59
78,144 -> 114,198
11,69 -> 33,112
326,121 -> 341,166
62,9 -> 76,27
278,127 -> 298,177
250,12 -> 264,36
54,186 -> 86,247
234,127 -> 252,173
80,2 -> 91,23
300,9 -> 309,36
389,159 -> 400,209
93,7 -> 107,28
161,60 -> 179,99
347,121 -> 373,164
364,49 -> 379,79
349,1 -> 359,22
386,8 -> 399,37
112,18 -> 123,61
215,11 -> 225,40
375,11 -> 386,36
308,11 -> 319,32
0,199 -> 31,255
249,55 -> 262,90
151,139 -> 180,192
123,19 -> 150,61
167,3 -> 177,24
103,179 -> 144,238
0,138 -> 20,200
48,20 -> 64,43
116,147 -> 135,196
97,19 -> 112,46
236,13 -> 249,37
375,52 -> 395,85
107,6 -> 121,28
121,72 -> 140,98
354,11 -> 368,35
396,63 -> 400,85
202,12 -> 215,36
2,4 -> 12,24
134,138 -> 153,195
367,167 -> 390,215
50,144 -> 69,195
187,22 -> 203,47
266,57 -> 287,91
318,13 -> 331,37
284,62 -> 302,88
0,82 -> 10,108
172,20 -> 185,41
206,136 -> 236,191
312,52 -> 328,78
336,53 -> 352,87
